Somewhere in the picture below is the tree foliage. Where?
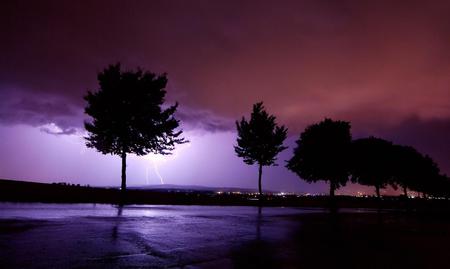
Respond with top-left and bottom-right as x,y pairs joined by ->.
350,137 -> 395,198
287,118 -> 351,196
84,63 -> 186,191
235,102 -> 287,195
391,145 -> 441,196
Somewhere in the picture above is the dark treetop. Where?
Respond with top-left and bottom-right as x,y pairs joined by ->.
84,63 -> 186,191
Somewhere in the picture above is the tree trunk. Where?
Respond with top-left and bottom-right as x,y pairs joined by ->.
121,152 -> 127,193
258,163 -> 263,196
403,186 -> 408,197
328,181 -> 337,213
375,185 -> 381,199
329,181 -> 335,197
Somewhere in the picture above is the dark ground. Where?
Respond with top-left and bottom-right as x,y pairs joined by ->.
0,204 -> 449,269
2,179 -> 450,211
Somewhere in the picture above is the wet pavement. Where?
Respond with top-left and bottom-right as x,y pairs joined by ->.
0,203 -> 321,268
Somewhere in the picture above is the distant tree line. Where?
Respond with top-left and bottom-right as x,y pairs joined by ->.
235,103 -> 450,198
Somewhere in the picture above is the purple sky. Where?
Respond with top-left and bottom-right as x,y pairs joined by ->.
0,0 -> 449,195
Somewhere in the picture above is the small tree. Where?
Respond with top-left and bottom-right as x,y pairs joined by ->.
286,118 -> 351,197
235,102 -> 288,195
350,137 -> 395,198
84,63 -> 186,193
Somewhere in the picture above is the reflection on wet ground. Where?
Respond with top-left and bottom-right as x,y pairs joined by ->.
0,203 -> 449,268
0,204 -> 317,268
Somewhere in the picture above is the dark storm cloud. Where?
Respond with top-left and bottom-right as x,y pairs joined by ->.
176,108 -> 234,133
0,86 -> 231,134
379,117 -> 450,174
0,0 -> 449,166
0,88 -> 83,134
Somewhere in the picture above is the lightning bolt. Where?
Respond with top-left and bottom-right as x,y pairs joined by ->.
144,142 -> 190,185
151,160 -> 165,185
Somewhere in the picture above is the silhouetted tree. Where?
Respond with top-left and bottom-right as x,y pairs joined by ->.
412,154 -> 440,197
391,145 -> 440,197
391,145 -> 418,196
235,102 -> 288,195
84,63 -> 186,193
422,173 -> 448,198
286,118 -> 351,197
350,137 -> 395,198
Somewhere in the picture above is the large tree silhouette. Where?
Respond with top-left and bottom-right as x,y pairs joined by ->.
286,118 -> 351,197
84,63 -> 186,192
235,102 -> 288,195
350,137 -> 395,198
